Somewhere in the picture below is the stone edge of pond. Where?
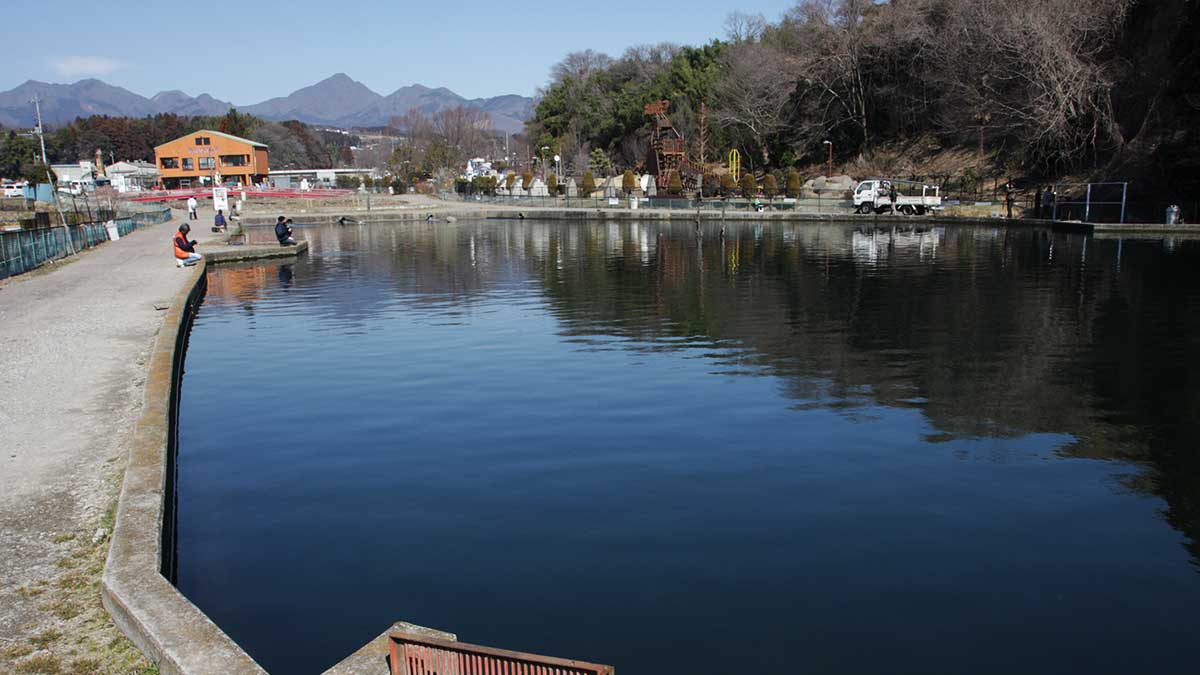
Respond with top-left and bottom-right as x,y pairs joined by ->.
100,257 -> 269,675
100,249 -> 459,675
204,239 -> 309,265
242,208 -> 1098,229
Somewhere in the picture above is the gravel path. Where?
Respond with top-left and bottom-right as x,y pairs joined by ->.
0,209 -> 213,671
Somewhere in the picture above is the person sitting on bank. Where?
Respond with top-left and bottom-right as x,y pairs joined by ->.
173,224 -> 201,267
213,209 -> 227,232
275,216 -> 296,246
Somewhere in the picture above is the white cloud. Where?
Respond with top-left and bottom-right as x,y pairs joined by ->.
52,56 -> 126,79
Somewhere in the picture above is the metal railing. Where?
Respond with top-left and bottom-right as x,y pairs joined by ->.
1050,182 -> 1129,223
389,631 -> 614,675
445,193 -> 855,214
0,207 -> 170,281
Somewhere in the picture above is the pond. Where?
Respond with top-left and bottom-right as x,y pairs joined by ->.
174,220 -> 1200,674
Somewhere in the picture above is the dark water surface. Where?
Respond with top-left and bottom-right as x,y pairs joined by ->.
176,221 -> 1200,674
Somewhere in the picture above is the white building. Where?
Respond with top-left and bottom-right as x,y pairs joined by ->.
107,160 -> 159,192
464,158 -> 494,180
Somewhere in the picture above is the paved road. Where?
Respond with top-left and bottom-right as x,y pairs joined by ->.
0,210 -> 206,645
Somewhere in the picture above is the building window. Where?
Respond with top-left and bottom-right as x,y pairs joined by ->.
199,157 -> 215,170
182,158 -> 193,170
160,157 -> 178,169
220,154 -> 248,167
194,137 -> 211,146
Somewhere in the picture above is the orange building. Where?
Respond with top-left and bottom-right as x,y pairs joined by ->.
154,130 -> 268,189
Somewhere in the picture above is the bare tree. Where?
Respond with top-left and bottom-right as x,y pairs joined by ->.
778,0 -> 874,156
434,105 -> 491,161
550,50 -> 615,85
711,41 -> 797,164
724,11 -> 767,43
925,0 -> 1131,164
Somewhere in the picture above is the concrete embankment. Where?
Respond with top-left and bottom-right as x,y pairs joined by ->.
0,211 -> 231,673
243,205 -> 1147,232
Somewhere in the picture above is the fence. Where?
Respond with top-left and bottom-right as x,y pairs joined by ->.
0,207 -> 170,281
445,193 -> 854,214
388,631 -> 613,675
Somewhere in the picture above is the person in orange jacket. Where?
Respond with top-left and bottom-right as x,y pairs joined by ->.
173,223 -> 201,267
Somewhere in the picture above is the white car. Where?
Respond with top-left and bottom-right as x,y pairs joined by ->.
2,182 -> 27,198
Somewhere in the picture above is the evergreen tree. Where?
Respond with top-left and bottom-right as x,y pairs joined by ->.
522,172 -> 534,190
622,169 -> 637,195
763,174 -> 778,200
547,173 -> 558,195
720,172 -> 736,196
668,171 -> 682,196
582,170 -> 596,196
786,169 -> 802,199
740,173 -> 757,198
588,149 -> 612,175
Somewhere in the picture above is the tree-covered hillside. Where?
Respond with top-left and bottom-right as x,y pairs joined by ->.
526,0 -> 1199,196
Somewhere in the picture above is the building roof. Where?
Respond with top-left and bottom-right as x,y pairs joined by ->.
154,129 -> 268,150
108,161 -> 159,176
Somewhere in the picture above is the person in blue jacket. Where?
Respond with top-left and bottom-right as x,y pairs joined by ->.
275,216 -> 296,246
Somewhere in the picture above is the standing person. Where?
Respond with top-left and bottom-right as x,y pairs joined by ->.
888,181 -> 898,213
1004,182 -> 1015,219
186,196 -> 198,220
275,216 -> 296,246
173,224 -> 201,266
213,209 -> 227,231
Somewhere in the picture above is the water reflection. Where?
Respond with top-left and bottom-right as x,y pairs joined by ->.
183,220 -> 1200,675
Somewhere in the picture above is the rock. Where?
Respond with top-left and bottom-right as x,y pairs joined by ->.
92,527 -> 108,545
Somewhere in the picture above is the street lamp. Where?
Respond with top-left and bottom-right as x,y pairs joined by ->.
822,140 -> 833,179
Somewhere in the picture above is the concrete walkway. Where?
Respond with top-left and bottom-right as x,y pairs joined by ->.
0,210 -> 211,670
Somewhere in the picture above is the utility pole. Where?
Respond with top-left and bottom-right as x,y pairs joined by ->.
697,103 -> 707,198
33,95 -> 49,165
34,96 -> 75,255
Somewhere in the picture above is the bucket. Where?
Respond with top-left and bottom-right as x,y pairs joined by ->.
105,220 -> 120,241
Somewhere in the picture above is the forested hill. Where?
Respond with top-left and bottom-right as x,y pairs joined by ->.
527,0 -> 1199,196
0,110 -> 358,182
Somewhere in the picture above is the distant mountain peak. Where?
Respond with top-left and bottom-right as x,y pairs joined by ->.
0,75 -> 531,134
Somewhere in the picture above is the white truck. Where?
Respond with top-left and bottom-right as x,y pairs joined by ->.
853,178 -> 941,215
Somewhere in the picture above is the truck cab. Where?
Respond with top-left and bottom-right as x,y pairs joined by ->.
853,180 -> 887,213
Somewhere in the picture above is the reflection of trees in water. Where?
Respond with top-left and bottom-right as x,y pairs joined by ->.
522,222 -> 1200,564
204,220 -> 1200,563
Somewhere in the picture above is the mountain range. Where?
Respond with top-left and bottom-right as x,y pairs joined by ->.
0,74 -> 533,134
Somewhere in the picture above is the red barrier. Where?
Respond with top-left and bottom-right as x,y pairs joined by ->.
127,187 -> 354,202
388,632 -> 613,675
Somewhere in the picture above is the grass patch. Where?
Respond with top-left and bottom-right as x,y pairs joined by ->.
68,656 -> 103,673
58,571 -> 88,590
2,643 -> 34,659
44,597 -> 82,621
51,533 -> 75,544
29,630 -> 62,650
16,585 -> 45,598
13,652 -> 63,674
101,500 -> 118,534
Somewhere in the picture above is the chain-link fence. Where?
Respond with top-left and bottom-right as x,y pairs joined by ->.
0,207 -> 171,281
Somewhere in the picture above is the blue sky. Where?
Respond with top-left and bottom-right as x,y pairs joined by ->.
1,0 -> 796,103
